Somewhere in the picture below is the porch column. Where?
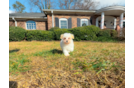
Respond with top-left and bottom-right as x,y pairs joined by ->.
120,13 -> 124,35
101,12 -> 105,29
120,13 -> 124,29
114,18 -> 116,30
96,17 -> 98,27
51,10 -> 54,27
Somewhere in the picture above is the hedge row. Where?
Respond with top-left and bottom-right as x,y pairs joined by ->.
9,26 -> 26,41
69,26 -> 100,41
9,26 -> 119,42
9,27 -> 54,41
26,30 -> 54,41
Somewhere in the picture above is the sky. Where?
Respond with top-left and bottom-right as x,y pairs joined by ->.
9,0 -> 125,13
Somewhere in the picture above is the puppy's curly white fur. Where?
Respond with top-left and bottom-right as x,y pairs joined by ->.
60,33 -> 74,56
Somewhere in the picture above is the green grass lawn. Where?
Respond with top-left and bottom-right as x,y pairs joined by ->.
9,41 -> 125,88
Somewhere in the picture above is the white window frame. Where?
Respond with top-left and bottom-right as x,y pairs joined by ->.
26,20 -> 36,30
81,19 -> 88,26
59,18 -> 68,29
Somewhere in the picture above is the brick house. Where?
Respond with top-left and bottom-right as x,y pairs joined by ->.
9,6 -> 125,30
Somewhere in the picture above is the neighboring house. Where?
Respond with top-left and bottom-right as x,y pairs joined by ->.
9,6 -> 125,30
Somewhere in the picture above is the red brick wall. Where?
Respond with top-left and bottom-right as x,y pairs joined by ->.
47,15 -> 52,30
36,21 -> 47,30
9,20 -> 47,30
92,15 -> 99,26
47,14 -> 91,30
9,21 -> 15,26
17,21 -> 26,29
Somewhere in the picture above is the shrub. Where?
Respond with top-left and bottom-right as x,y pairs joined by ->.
26,30 -> 54,41
110,29 -> 118,38
97,29 -> 117,38
53,29 -> 71,40
69,27 -> 89,41
94,36 -> 117,42
97,29 -> 111,37
94,29 -> 118,42
85,25 -> 100,35
9,26 -> 26,41
117,28 -> 125,41
69,25 -> 100,41
49,27 -> 59,31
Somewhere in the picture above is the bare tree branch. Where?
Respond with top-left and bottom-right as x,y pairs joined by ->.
71,0 -> 99,10
29,0 -> 54,12
58,0 -> 77,9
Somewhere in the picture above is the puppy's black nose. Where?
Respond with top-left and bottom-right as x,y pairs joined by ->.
66,40 -> 68,42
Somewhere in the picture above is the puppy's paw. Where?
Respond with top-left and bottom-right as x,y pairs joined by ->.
65,54 -> 70,56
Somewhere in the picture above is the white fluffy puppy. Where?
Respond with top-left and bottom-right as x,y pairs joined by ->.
60,33 -> 74,56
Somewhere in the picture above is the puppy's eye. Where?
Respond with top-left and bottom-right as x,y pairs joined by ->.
64,38 -> 66,40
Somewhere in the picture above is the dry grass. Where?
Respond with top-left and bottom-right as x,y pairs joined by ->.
9,41 -> 125,88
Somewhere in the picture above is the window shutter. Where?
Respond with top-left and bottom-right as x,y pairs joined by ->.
90,16 -> 93,25
68,18 -> 72,29
88,19 -> 91,25
55,17 -> 59,27
77,18 -> 80,27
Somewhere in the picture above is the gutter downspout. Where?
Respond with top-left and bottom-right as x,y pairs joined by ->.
51,10 -> 54,27
12,17 -> 17,27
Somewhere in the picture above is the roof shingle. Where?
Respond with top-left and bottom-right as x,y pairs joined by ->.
9,13 -> 46,18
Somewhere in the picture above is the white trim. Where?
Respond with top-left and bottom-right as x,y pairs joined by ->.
26,20 -> 36,30
81,19 -> 88,26
43,9 -> 95,13
123,19 -> 134,22
59,18 -> 68,29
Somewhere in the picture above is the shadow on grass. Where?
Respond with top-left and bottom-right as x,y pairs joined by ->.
34,49 -> 63,57
9,81 -> 17,88
9,49 -> 20,53
49,49 -> 63,54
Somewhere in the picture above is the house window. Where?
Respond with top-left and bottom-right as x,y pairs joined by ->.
26,21 -> 36,30
59,18 -> 68,29
81,19 -> 88,26
123,20 -> 125,28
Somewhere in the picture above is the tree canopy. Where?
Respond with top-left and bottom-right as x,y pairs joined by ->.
12,1 -> 26,13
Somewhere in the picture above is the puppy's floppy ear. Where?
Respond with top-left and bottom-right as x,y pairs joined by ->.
71,34 -> 74,39
60,34 -> 64,39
